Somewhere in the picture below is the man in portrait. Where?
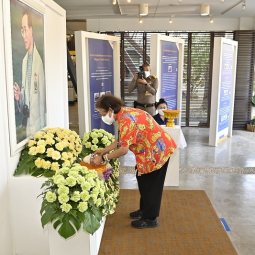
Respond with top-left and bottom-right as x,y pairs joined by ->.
13,9 -> 46,140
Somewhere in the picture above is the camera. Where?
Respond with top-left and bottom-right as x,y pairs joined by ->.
22,104 -> 30,127
138,65 -> 145,79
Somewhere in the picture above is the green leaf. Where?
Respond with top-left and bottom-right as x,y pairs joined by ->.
43,171 -> 55,178
53,219 -> 61,230
40,201 -> 49,215
76,211 -> 85,222
41,207 -> 54,228
41,180 -> 52,189
69,214 -> 81,231
31,168 -> 44,177
93,208 -> 102,222
83,209 -> 101,235
58,215 -> 76,239
14,157 -> 31,176
51,212 -> 60,222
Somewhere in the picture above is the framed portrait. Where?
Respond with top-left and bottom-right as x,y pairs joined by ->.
3,0 -> 47,155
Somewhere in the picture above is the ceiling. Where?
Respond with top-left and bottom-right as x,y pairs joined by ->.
54,0 -> 255,20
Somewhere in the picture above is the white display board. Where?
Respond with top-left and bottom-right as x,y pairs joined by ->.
209,38 -> 238,147
75,32 -> 120,137
150,34 -> 184,125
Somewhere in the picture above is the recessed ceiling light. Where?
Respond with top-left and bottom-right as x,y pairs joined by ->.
127,0 -> 131,3
210,17 -> 214,23
139,17 -> 143,23
220,0 -> 224,2
169,18 -> 173,23
200,4 -> 210,16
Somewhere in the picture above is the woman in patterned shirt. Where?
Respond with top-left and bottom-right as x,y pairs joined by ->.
92,95 -> 177,229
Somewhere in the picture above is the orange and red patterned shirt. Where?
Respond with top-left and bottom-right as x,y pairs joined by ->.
117,107 -> 177,175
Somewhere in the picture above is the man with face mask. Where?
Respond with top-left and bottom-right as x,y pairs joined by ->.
128,63 -> 158,116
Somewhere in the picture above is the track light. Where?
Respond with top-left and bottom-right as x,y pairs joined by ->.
113,0 -> 117,5
139,4 -> 148,16
210,17 -> 214,23
169,18 -> 173,23
139,17 -> 143,23
242,1 -> 246,10
200,4 -> 210,16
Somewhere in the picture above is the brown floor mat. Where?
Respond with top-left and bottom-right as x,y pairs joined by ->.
99,189 -> 237,255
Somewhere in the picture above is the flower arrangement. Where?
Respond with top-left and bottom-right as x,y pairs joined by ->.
247,116 -> 255,132
82,129 -> 120,216
14,128 -> 82,177
40,164 -> 107,238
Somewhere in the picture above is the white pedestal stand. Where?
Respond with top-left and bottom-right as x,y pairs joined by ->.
9,175 -> 106,255
48,217 -> 106,255
163,125 -> 187,186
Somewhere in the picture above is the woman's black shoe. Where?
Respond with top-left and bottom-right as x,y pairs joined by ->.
129,209 -> 143,219
131,218 -> 159,229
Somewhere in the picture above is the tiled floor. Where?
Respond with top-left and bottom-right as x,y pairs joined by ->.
69,102 -> 255,255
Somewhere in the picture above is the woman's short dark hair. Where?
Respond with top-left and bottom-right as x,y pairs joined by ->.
95,95 -> 124,113
156,98 -> 168,109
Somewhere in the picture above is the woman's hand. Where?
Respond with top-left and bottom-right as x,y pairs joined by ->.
91,155 -> 103,166
93,149 -> 106,156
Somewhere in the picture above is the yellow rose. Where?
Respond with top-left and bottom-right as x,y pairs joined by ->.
70,158 -> 74,164
56,143 -> 64,151
69,144 -> 75,151
51,162 -> 60,171
28,146 -> 37,156
47,148 -> 54,157
34,133 -> 43,140
37,140 -> 46,146
52,151 -> 61,160
46,139 -> 55,145
62,139 -> 69,147
56,137 -> 61,142
35,158 -> 43,168
36,145 -> 46,154
62,160 -> 71,167
43,161 -> 51,170
61,152 -> 69,160
28,140 -> 36,147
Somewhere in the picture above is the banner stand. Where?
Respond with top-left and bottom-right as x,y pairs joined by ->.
75,31 -> 120,137
209,38 -> 238,147
150,34 -> 184,125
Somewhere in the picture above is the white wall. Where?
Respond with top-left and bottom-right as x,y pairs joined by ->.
87,17 -> 255,32
0,0 -> 68,254
239,17 -> 254,30
87,17 -> 241,32
0,0 -> 14,253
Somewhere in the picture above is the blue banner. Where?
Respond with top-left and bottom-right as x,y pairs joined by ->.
161,41 -> 179,111
218,43 -> 234,134
88,38 -> 114,134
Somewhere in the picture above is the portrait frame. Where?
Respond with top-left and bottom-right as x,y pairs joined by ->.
3,0 -> 48,156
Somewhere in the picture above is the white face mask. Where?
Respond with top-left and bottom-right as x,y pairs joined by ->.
144,71 -> 150,78
158,109 -> 165,116
101,110 -> 115,125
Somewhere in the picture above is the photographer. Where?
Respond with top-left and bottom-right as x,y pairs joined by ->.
128,63 -> 158,116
